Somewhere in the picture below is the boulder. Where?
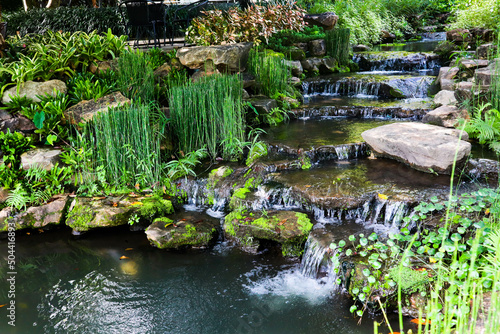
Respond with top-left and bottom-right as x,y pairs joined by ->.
20,148 -> 62,171
0,115 -> 36,134
454,81 -> 490,105
303,12 -> 338,30
285,46 -> 306,61
177,42 -> 253,72
301,58 -> 323,73
2,80 -> 67,105
459,59 -> 489,76
0,188 -> 9,205
476,44 -> 498,60
285,60 -> 303,77
249,97 -> 278,115
470,28 -> 495,43
153,62 -> 172,78
89,59 -> 118,74
0,195 -> 69,232
224,210 -> 313,256
422,105 -> 466,128
437,66 -> 459,90
446,29 -> 471,44
308,39 -> 326,57
301,57 -> 338,75
145,214 -> 219,249
433,90 -> 457,107
66,196 -> 174,232
63,92 -> 130,126
380,30 -> 396,43
474,60 -> 499,86
353,45 -> 371,52
362,122 -> 471,174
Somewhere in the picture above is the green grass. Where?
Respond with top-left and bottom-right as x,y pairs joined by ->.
168,74 -> 245,161
116,50 -> 155,102
247,49 -> 292,100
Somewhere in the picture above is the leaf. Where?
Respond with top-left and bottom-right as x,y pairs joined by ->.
0,304 -> 7,308
46,134 -> 58,145
378,193 -> 388,200
33,111 -> 45,129
119,256 -> 130,260
125,248 -> 133,251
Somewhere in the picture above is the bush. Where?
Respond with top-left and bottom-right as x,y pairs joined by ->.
186,4 -> 306,46
264,25 -> 325,54
248,50 -> 292,100
451,0 -> 500,30
4,7 -> 125,37
325,28 -> 351,66
116,50 -> 155,102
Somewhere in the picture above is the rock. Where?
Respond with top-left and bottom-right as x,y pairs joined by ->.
2,80 -> 67,105
0,207 -> 13,230
293,42 -> 308,52
380,30 -> 396,43
0,195 -> 69,232
434,41 -> 459,61
446,29 -> 471,44
0,188 -> 8,205
303,12 -> 338,30
301,58 -> 323,74
242,89 -> 250,99
433,90 -> 457,107
353,45 -> 371,52
308,39 -> 326,57
467,159 -> 499,185
285,60 -> 303,77
20,148 -> 62,171
285,46 -> 306,61
320,57 -> 339,74
208,166 -> 234,188
422,105 -> 466,128
459,59 -> 489,75
454,81 -> 490,105
437,66 -> 459,89
474,60 -> 499,86
224,210 -> 313,256
66,196 -> 174,232
0,115 -> 36,134
289,77 -> 302,87
301,57 -> 338,75
362,122 -> 471,174
153,62 -> 172,78
145,214 -> 219,249
470,28 -> 495,43
63,92 -> 130,127
241,72 -> 256,89
89,59 -> 118,74
476,43 -> 498,60
249,97 -> 278,114
177,42 -> 253,72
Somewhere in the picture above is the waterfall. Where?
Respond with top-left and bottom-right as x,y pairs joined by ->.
300,234 -> 329,278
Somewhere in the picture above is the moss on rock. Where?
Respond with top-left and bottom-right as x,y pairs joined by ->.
224,209 -> 313,257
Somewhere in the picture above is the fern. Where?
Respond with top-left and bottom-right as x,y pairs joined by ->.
6,184 -> 30,211
461,104 -> 500,154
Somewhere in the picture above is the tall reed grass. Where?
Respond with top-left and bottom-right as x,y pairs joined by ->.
117,50 -> 155,102
168,74 -> 245,160
325,28 -> 351,67
89,103 -> 166,188
247,49 -> 291,99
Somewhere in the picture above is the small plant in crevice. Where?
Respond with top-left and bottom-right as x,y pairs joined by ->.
459,103 -> 500,155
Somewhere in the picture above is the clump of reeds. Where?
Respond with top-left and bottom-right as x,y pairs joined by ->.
247,49 -> 292,99
325,28 -> 351,67
168,74 -> 245,160
116,49 -> 155,102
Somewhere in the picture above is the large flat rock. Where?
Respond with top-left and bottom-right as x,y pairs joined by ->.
362,122 -> 471,174
1,80 -> 67,105
177,42 -> 253,72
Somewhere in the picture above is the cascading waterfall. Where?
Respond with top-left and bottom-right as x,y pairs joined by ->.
300,235 -> 329,278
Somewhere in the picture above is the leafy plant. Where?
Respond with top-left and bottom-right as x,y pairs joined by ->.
248,50 -> 293,100
117,50 -> 155,102
165,148 -> 208,180
67,72 -> 116,104
459,103 -> 500,154
325,28 -> 351,67
186,4 -> 306,46
0,129 -> 32,188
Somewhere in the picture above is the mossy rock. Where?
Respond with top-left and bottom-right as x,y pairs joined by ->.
65,196 -> 173,232
208,166 -> 234,189
145,216 -> 218,249
224,210 -> 313,257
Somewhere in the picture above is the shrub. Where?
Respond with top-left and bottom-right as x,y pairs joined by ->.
325,28 -> 351,66
4,7 -> 125,37
451,0 -> 500,30
264,25 -> 325,53
186,4 -> 306,46
169,74 -> 245,160
248,50 -> 292,100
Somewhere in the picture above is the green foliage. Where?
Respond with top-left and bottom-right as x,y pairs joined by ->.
325,28 -> 351,67
165,148 -> 208,180
186,4 -> 306,46
89,103 -> 166,189
147,48 -> 169,70
264,26 -> 325,54
248,50 -> 293,100
0,95 -> 33,114
67,72 -> 117,104
117,50 -> 155,102
459,104 -> 500,155
0,130 -> 32,188
169,74 -> 245,160
451,0 -> 500,30
246,129 -> 268,166
5,7 -> 125,36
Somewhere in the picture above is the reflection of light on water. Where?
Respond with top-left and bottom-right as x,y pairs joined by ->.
243,265 -> 334,305
120,261 -> 138,276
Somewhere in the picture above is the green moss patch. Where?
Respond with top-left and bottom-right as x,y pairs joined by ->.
145,218 -> 218,249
